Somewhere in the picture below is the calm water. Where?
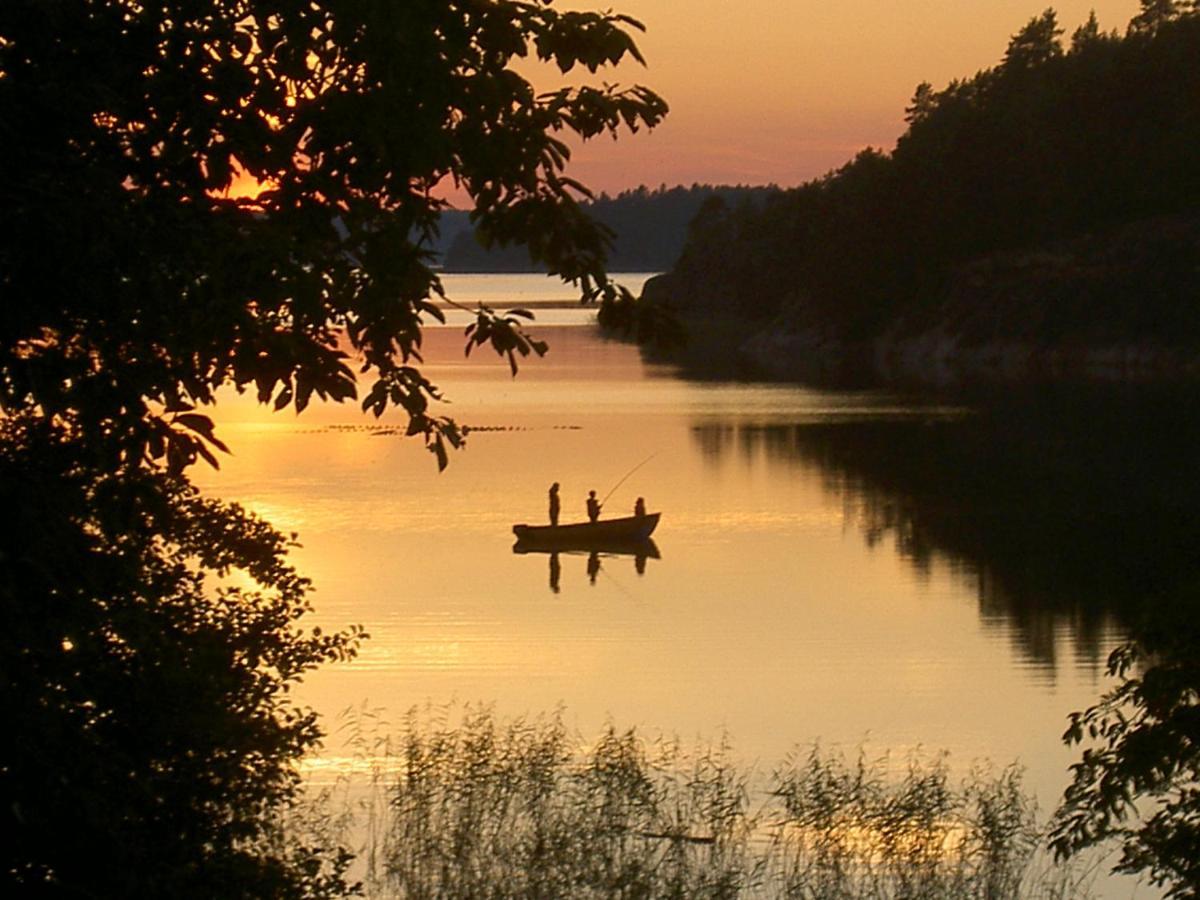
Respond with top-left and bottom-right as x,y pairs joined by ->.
196,274 -> 1199,890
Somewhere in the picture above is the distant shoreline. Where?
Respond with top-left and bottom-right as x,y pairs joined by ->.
432,299 -> 586,310
638,211 -> 1200,388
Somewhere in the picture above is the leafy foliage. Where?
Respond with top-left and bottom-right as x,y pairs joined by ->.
0,0 -> 666,470
0,0 -> 664,894
0,417 -> 363,896
1051,600 -> 1200,896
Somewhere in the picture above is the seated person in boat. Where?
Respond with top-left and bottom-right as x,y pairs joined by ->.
586,490 -> 601,523
634,497 -> 646,518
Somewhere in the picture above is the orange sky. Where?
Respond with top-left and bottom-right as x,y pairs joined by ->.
226,2 -> 1141,202
555,0 -> 1141,194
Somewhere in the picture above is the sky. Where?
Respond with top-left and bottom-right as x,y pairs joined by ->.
224,2 -> 1143,202
551,0 -> 1142,194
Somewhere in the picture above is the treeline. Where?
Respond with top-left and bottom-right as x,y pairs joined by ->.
643,3 -> 1200,351
436,184 -> 778,272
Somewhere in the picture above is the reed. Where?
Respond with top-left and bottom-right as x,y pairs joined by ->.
321,705 -> 1094,899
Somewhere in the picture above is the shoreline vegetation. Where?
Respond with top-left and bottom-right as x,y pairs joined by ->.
616,8 -> 1200,387
313,706 -> 1101,899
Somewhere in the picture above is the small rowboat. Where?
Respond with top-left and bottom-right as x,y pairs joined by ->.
512,512 -> 660,545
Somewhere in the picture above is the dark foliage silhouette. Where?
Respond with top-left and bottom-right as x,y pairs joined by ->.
645,5 -> 1200,358
1051,595 -> 1200,896
0,0 -> 663,895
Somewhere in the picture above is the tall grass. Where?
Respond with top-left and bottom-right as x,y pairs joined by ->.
322,705 -> 1095,899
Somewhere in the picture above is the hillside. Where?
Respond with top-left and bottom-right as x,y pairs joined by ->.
437,184 -> 778,273
631,5 -> 1200,383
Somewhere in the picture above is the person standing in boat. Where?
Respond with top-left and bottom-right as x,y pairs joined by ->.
548,482 -> 561,526
586,490 -> 601,523
634,497 -> 646,518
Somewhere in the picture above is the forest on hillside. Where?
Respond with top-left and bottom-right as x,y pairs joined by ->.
635,3 -> 1200,368
437,184 -> 778,272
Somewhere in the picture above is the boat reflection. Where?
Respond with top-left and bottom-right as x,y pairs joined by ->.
513,538 -> 660,593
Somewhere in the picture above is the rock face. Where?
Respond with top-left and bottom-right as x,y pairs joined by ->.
741,329 -> 1198,387
677,215 -> 1200,386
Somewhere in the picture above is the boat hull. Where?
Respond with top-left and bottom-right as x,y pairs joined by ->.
511,512 -> 660,545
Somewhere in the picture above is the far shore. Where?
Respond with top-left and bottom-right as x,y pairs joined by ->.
432,298 -> 587,310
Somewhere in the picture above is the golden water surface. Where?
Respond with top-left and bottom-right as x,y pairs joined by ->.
195,274 -> 1127,816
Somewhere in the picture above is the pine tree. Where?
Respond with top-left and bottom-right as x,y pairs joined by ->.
1129,0 -> 1182,35
1003,8 -> 1065,69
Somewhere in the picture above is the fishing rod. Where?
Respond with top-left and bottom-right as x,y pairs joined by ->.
599,451 -> 659,508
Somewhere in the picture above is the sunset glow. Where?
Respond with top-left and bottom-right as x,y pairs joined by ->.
554,0 -> 1142,192
218,2 -> 1143,206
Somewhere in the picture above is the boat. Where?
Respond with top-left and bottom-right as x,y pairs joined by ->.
511,512 -> 660,546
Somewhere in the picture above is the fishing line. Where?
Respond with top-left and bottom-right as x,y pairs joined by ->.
597,557 -> 638,601
600,451 -> 660,507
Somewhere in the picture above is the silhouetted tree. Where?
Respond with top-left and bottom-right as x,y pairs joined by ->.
0,0 -> 664,895
1129,0 -> 1184,35
0,419 -> 363,897
1052,603 -> 1200,896
1003,8 -> 1065,69
647,6 -> 1200,349
1071,10 -> 1107,49
904,81 -> 937,124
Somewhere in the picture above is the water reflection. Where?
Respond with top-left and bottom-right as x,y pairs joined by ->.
513,539 -> 660,593
197,304 -> 1191,842
692,387 -> 1200,671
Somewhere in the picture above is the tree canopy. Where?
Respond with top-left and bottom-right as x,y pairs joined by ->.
1,0 -> 666,470
644,5 -> 1200,350
1003,8 -> 1064,69
1051,601 -> 1200,896
0,1 -> 664,895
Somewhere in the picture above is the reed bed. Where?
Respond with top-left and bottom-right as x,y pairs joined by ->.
318,705 -> 1095,899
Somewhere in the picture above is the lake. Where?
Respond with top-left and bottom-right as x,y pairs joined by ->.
196,274 -> 1199,894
